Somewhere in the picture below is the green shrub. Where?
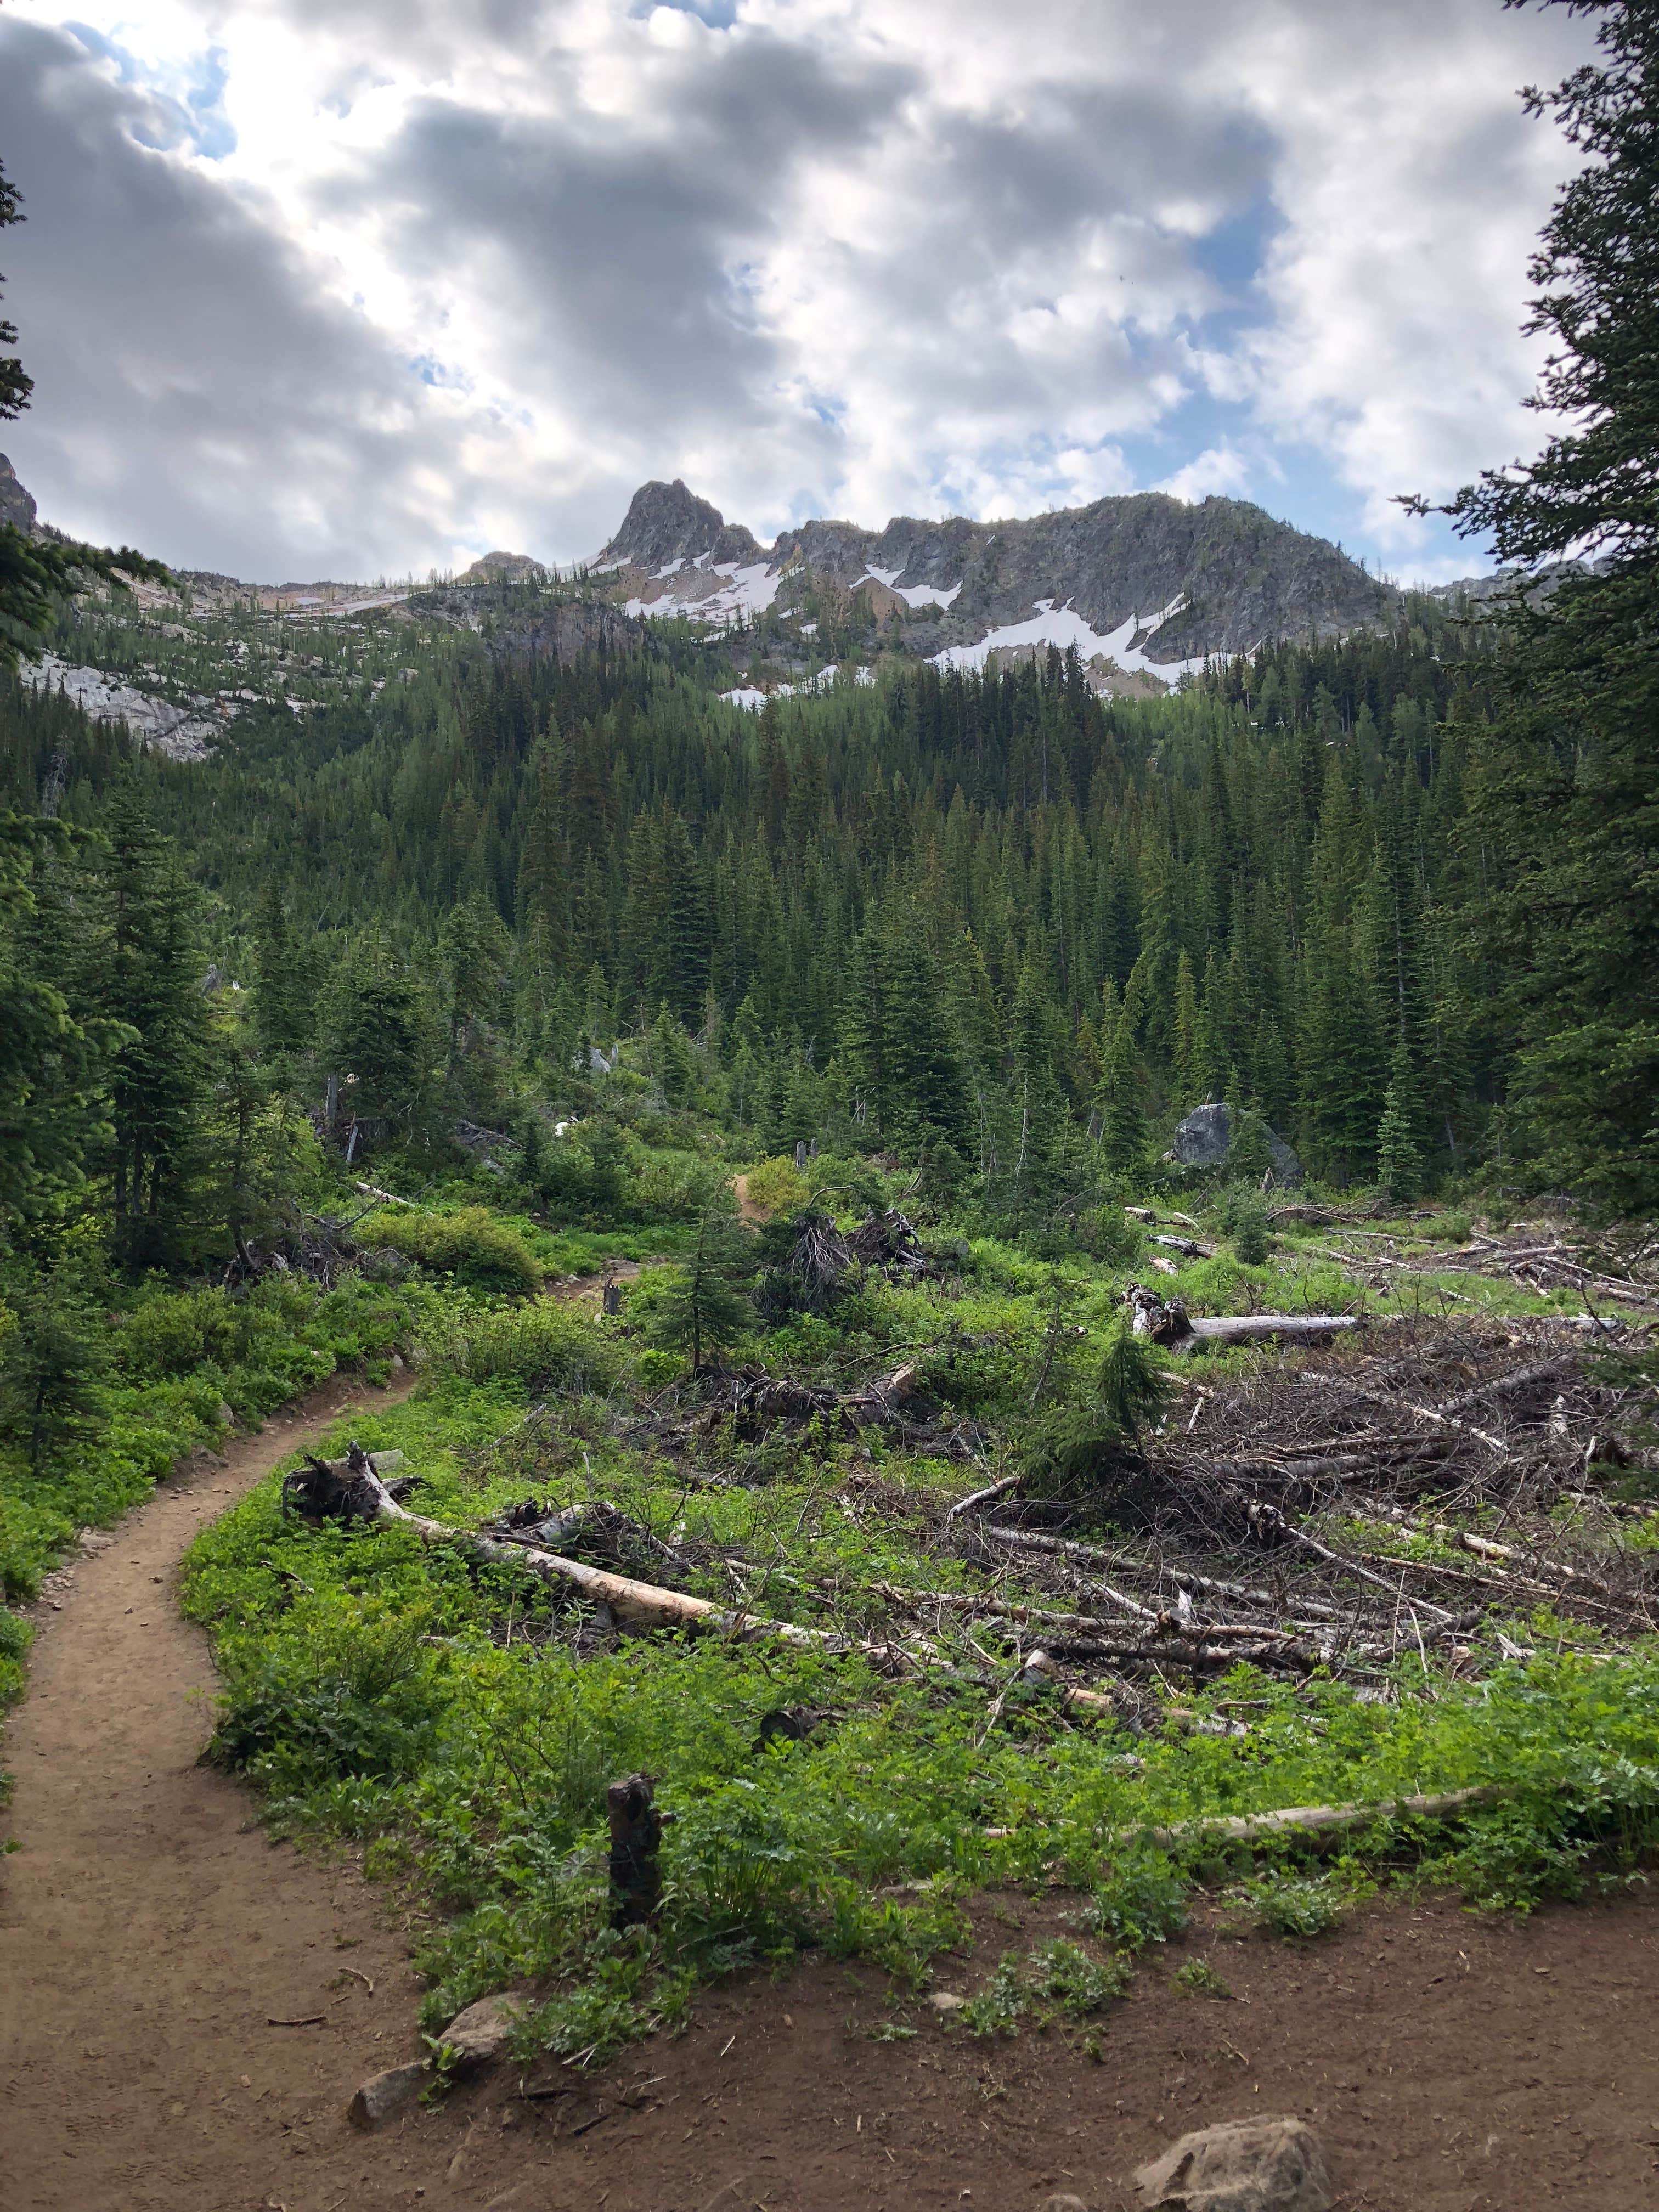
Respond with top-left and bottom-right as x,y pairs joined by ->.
1173,1957 -> 1231,1997
422,1299 -> 622,1393
960,1953 -> 1027,2036
1217,1184 -> 1271,1266
208,1588 -> 443,1789
743,1156 -> 809,1216
1244,1870 -> 1346,1939
362,1207 -> 541,1295
1025,1938 -> 1131,2017
119,1286 -> 243,1379
1087,1846 -> 1189,1951
0,1603 -> 32,1709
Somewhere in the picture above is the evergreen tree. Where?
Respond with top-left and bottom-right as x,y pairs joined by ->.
0,815 -> 111,1246
647,1206 -> 754,1372
1171,949 -> 1201,1107
1432,0 -> 1659,1205
1096,1009 -> 1147,1178
1376,1075 -> 1424,1205
324,935 -> 439,1151
252,879 -> 313,1064
0,1256 -> 105,1470
95,782 -> 212,1269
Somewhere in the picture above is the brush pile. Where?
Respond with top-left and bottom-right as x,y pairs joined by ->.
935,1314 -> 1659,1703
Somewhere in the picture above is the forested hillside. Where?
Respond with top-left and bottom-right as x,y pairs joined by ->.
0,584 -> 1511,1270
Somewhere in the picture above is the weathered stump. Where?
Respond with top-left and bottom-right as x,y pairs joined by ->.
607,1772 -> 663,1928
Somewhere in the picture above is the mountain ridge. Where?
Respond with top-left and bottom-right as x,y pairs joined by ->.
596,475 -> 1397,678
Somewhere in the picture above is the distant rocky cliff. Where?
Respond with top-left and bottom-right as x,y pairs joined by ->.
596,476 -> 1395,676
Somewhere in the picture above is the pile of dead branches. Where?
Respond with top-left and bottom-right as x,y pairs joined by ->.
1421,1227 -> 1659,1311
753,1209 -> 856,1321
674,1358 -> 978,1459
847,1208 -> 930,1276
929,1315 -> 1659,1707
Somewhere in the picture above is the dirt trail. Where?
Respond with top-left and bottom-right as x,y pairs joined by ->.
5,1370 -> 1659,2210
0,1375 -> 436,2212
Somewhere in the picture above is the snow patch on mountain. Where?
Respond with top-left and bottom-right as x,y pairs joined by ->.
861,565 -> 962,609
720,664 -> 873,710
625,557 -> 780,625
930,596 -> 1209,683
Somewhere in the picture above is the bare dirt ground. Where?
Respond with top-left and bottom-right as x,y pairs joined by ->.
4,1376 -> 1659,2211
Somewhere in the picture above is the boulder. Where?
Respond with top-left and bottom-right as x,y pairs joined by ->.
347,2061 -> 426,2130
1168,1104 -> 1302,1187
439,1988 -> 533,2070
1134,2116 -> 1330,2212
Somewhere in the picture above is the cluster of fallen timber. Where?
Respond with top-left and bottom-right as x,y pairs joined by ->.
1419,1226 -> 1659,1310
930,1314 -> 1659,1709
277,1312 -> 1659,1746
1269,1212 -> 1659,1316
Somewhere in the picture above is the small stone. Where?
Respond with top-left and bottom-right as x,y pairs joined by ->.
1134,2116 -> 1330,2212
439,1989 -> 532,2069
217,1402 -> 235,1426
347,2062 -> 426,2130
928,1991 -> 966,2014
390,1353 -> 405,1371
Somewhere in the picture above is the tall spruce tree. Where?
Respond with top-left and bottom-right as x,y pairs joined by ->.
1432,0 -> 1659,1206
95,782 -> 212,1269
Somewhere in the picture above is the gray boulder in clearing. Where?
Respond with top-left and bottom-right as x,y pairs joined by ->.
1169,1102 -> 1302,1186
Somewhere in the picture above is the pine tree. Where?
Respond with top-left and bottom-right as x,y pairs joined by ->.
325,934 -> 439,1150
252,878 -> 313,1064
1171,949 -> 1201,1107
1096,1009 -> 1147,1178
95,782 -> 212,1269
647,1206 -> 754,1372
0,815 -> 109,1246
1376,1075 -> 1423,1205
1433,0 -> 1659,1206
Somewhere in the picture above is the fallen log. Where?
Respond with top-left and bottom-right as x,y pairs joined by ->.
945,1471 -> 1024,1521
1124,1285 -> 1360,1355
978,1527 -> 1159,1619
1131,1782 -> 1505,1852
326,1446 -> 1007,1693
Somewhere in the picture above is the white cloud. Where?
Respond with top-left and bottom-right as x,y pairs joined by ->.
0,0 -> 1596,578
1157,445 -> 1255,504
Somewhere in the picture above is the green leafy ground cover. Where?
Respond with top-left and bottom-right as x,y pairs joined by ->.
163,1172 -> 1659,2067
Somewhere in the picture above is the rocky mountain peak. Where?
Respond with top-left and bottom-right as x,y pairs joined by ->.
595,475 -> 1393,674
600,478 -> 763,572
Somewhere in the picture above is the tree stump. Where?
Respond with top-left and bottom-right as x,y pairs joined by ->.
607,1773 -> 663,1928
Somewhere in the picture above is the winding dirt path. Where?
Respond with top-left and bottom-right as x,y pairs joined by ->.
0,1376 -> 437,2212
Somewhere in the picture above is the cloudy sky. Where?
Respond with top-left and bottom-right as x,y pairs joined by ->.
0,0 -> 1592,584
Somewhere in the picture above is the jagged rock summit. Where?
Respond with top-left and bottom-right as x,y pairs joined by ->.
596,476 -> 1394,681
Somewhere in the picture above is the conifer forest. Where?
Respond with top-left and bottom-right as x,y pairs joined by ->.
2,2 -> 1659,2198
